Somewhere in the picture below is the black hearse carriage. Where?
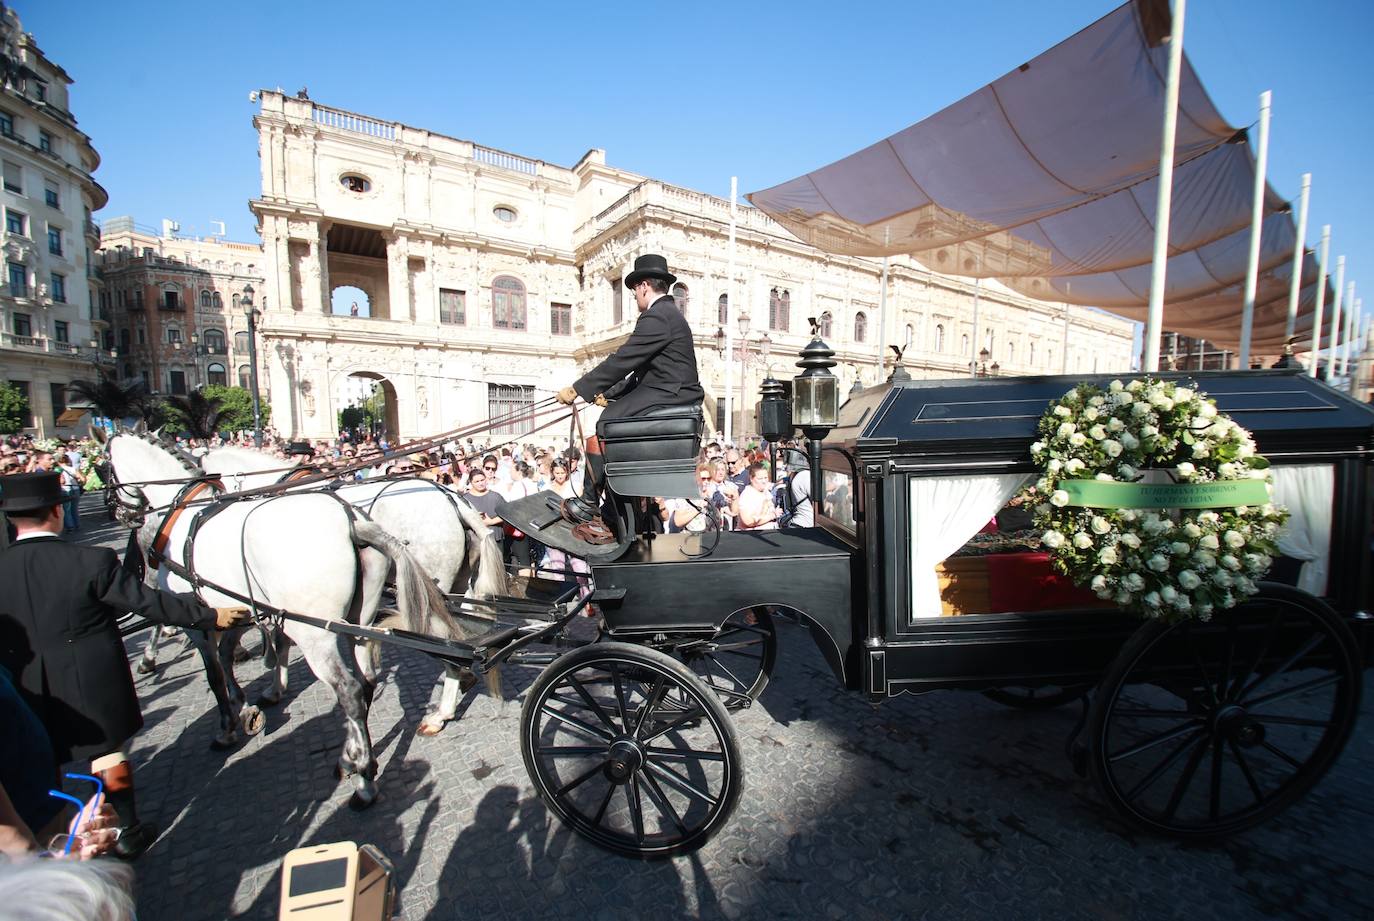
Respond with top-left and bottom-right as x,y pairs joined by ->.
506,366 -> 1371,859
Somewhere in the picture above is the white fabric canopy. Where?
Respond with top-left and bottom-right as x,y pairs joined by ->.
909,473 -> 1031,619
748,0 -> 1339,354
1271,464 -> 1333,596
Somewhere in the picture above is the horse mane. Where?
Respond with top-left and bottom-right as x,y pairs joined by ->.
111,432 -> 201,480
203,445 -> 292,475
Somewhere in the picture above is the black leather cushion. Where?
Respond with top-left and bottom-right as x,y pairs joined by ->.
599,405 -> 703,465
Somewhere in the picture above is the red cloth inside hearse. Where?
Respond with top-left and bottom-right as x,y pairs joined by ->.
984,552 -> 1100,613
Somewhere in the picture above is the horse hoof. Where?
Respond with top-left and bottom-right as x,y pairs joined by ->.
416,720 -> 444,737
255,693 -> 282,708
241,707 -> 266,736
209,735 -> 237,752
348,791 -> 376,811
136,659 -> 156,676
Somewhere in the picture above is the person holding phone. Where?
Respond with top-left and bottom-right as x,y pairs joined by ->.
0,471 -> 252,859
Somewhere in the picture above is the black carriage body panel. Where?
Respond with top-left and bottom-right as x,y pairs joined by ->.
591,529 -> 860,687
812,369 -> 1374,698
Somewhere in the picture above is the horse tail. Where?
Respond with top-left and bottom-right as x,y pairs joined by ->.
449,491 -> 510,599
352,519 -> 461,641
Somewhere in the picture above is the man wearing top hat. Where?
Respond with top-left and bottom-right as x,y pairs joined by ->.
556,254 -> 704,529
0,471 -> 251,859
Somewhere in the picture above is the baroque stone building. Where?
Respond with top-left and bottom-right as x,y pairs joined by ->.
249,91 -> 1134,441
0,4 -> 108,436
95,218 -> 263,398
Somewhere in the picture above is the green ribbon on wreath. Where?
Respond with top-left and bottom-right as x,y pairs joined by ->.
1061,479 -> 1269,509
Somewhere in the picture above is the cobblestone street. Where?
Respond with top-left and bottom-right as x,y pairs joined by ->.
69,501 -> 1374,921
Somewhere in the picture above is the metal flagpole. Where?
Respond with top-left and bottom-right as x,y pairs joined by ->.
724,177 -> 737,444
1144,0 -> 1187,373
1309,227 -> 1331,377
1283,173 -> 1311,344
1326,255 -> 1345,384
1342,281 -> 1357,376
878,227 -> 890,376
1238,91 -> 1272,368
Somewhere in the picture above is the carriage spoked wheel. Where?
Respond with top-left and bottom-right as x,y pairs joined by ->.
666,607 -> 778,711
983,684 -> 1091,710
520,642 -> 743,859
1086,584 -> 1362,839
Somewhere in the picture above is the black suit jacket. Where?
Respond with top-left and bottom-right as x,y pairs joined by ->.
0,534 -> 214,761
574,295 -> 704,417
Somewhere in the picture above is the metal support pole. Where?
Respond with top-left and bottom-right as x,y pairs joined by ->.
1062,283 -> 1071,374
246,310 -> 264,448
1238,91 -> 1272,368
1342,281 -> 1357,377
1309,226 -> 1331,377
1144,0 -> 1187,373
1326,256 -> 1346,384
724,177 -> 737,444
1283,173 -> 1311,344
808,435 -> 823,523
879,253 -> 889,374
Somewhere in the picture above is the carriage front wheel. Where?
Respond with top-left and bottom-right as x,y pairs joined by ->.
520,642 -> 743,859
1086,583 -> 1362,840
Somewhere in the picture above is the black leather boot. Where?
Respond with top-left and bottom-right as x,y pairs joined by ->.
561,452 -> 605,524
98,761 -> 158,860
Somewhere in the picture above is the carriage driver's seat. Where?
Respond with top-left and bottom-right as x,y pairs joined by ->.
596,403 -> 704,501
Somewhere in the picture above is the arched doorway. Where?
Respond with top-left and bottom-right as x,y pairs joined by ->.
331,284 -> 371,317
337,371 -> 399,445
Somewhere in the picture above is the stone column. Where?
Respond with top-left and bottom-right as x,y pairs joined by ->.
385,233 -> 411,322
316,221 -> 331,315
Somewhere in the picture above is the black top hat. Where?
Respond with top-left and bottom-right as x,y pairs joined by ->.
624,253 -> 677,290
0,471 -> 64,512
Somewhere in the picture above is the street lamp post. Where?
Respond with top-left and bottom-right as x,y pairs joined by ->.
716,314 -> 772,440
242,284 -> 264,447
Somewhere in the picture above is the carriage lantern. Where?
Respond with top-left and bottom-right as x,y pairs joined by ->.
756,374 -> 792,444
793,318 -> 839,507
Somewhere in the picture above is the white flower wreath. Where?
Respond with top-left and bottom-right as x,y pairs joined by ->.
1029,378 -> 1288,621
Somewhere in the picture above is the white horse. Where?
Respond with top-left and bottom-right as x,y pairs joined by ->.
201,445 -> 508,735
105,432 -> 464,807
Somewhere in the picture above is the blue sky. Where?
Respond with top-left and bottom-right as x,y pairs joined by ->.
18,0 -> 1374,316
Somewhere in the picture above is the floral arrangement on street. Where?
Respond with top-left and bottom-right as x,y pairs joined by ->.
1029,378 -> 1287,621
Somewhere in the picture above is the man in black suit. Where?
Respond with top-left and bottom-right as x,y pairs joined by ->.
0,471 -> 250,859
557,253 -> 703,527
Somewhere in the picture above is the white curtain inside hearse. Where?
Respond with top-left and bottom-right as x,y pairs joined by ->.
908,473 -> 1031,620
1270,464 -> 1334,597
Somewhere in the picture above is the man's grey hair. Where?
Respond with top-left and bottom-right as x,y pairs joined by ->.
0,858 -> 135,921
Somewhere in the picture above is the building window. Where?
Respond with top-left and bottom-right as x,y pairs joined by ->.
610,278 -> 623,325
2,160 -> 19,193
904,323 -> 914,349
169,370 -> 187,396
200,289 -> 212,308
1007,341 -> 1016,364
207,363 -> 227,386
44,180 -> 59,209
493,206 -> 517,223
136,327 -> 145,345
340,174 -> 371,193
204,329 -> 226,353
53,319 -> 68,343
238,365 -> 250,389
212,292 -> 222,309
50,273 -> 65,303
234,331 -> 249,353
38,131 -> 52,154
5,209 -> 25,235
492,276 -> 525,330
47,227 -> 62,256
488,383 -> 535,437
162,289 -> 179,310
132,288 -> 144,309
0,111 -> 13,139
7,262 -> 25,297
934,323 -> 945,352
33,81 -> 46,103
49,382 -> 66,421
166,327 -> 182,345
439,288 -> 466,325
961,334 -> 970,355
768,288 -> 790,332
854,311 -> 867,343
671,282 -> 690,317
818,311 -> 833,338
718,293 -> 728,325
12,312 -> 31,336
550,302 -> 572,336
119,329 -> 130,352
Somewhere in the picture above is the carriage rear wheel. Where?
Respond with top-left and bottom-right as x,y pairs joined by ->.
520,642 -> 743,859
983,684 -> 1091,710
668,607 -> 777,711
1086,584 -> 1362,840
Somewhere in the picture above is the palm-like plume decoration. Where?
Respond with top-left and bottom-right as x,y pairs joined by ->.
163,390 -> 226,439
66,373 -> 152,428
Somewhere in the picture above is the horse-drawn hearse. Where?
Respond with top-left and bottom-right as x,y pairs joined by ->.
105,351 -> 1372,861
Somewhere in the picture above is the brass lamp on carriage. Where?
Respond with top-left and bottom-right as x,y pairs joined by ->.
791,318 -> 839,514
